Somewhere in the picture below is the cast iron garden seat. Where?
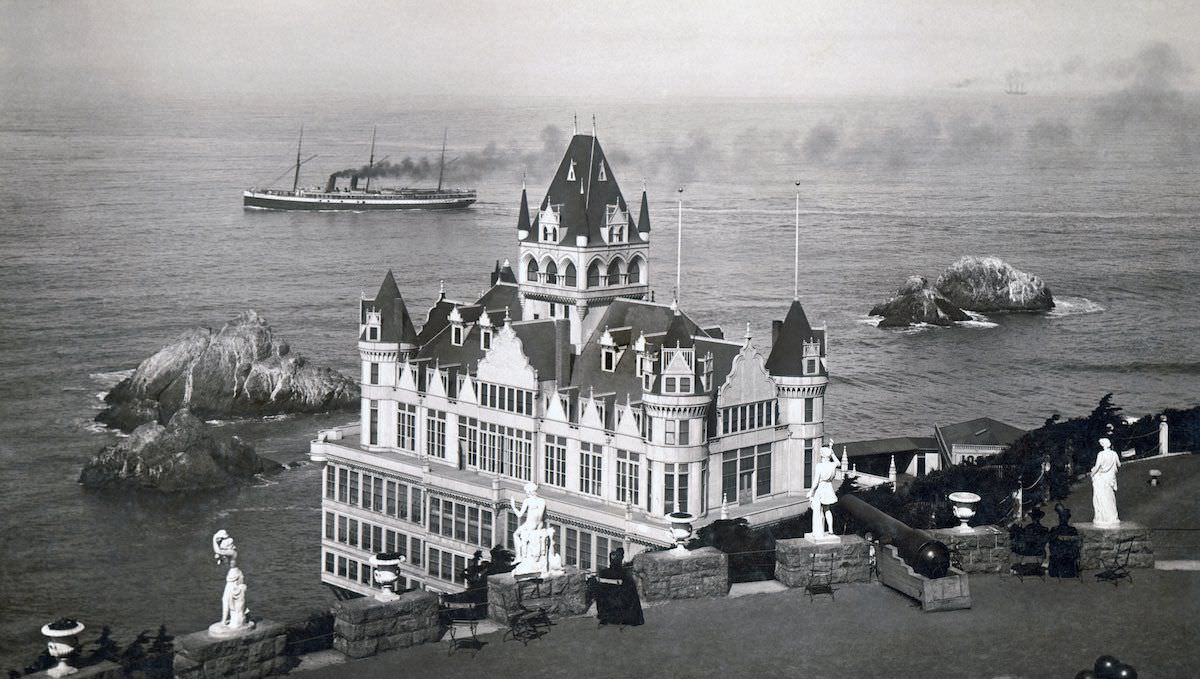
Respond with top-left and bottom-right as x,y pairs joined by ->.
1094,540 -> 1134,587
805,552 -> 836,602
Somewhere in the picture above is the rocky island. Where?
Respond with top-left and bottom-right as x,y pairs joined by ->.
870,257 -> 1055,327
96,311 -> 358,432
80,409 -> 274,491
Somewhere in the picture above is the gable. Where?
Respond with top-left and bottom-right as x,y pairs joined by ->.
475,323 -> 539,389
717,341 -> 776,406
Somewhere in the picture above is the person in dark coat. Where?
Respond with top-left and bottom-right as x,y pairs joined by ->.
594,548 -> 644,627
1048,503 -> 1081,578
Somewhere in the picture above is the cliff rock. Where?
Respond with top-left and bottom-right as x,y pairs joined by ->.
79,409 -> 273,491
869,276 -> 973,328
934,256 -> 1055,312
97,310 -> 358,432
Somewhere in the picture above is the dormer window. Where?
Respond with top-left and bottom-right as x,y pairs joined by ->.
451,325 -> 463,346
804,357 -> 819,375
602,348 -> 616,372
366,310 -> 381,341
481,328 -> 492,350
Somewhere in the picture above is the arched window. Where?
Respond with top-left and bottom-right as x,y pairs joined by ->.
563,261 -> 577,287
607,259 -> 623,286
525,258 -> 539,283
627,258 -> 642,284
544,259 -> 559,285
586,260 -> 602,288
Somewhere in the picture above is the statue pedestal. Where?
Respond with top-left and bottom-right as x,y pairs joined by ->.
174,620 -> 287,679
631,547 -> 729,601
330,590 -> 440,659
803,533 -> 843,544
487,569 -> 590,624
206,620 -> 256,638
775,535 -> 869,588
1076,521 -> 1154,570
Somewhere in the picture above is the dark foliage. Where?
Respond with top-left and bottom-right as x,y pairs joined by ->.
284,610 -> 335,655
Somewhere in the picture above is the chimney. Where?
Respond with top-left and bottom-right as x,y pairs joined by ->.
325,174 -> 338,192
350,175 -> 360,191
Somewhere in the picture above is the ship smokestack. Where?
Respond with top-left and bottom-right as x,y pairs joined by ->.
350,175 -> 360,191
325,174 -> 338,192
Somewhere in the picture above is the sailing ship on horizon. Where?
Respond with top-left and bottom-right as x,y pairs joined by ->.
1005,70 -> 1028,96
243,127 -> 477,211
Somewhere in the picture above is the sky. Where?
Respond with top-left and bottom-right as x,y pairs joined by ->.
1,0 -> 1198,101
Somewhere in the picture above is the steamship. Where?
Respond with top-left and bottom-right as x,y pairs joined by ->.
243,128 -> 477,211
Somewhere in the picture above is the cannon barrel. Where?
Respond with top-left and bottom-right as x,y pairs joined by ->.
839,494 -> 951,579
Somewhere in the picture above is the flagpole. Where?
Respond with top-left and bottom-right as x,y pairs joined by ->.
794,180 -> 801,301
676,186 -> 684,308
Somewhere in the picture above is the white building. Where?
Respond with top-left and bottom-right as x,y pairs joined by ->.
311,132 -> 831,596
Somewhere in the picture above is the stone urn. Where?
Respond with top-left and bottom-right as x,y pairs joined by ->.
370,552 -> 405,601
41,618 -> 85,677
667,512 -> 695,551
949,492 -> 981,532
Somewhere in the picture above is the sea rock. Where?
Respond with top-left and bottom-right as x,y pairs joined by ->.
934,256 -> 1054,312
869,276 -> 972,328
97,310 -> 358,432
79,409 -> 274,491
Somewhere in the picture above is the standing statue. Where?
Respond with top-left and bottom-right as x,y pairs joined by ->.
808,446 -> 839,539
208,530 -> 254,637
1159,415 -> 1169,456
511,483 -> 550,576
1090,438 -> 1121,527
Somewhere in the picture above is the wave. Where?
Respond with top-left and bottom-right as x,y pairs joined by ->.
89,369 -> 134,385
214,505 -> 322,518
856,316 -> 884,327
960,312 -> 998,329
1047,296 -> 1105,318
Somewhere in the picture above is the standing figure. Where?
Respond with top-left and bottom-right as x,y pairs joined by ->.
1090,438 -> 1121,527
808,446 -> 839,538
1158,415 -> 1169,456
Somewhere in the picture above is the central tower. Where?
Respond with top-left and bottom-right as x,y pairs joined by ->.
517,132 -> 651,352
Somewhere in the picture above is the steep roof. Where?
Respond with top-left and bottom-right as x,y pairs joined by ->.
935,417 -> 1026,448
516,186 -> 531,233
361,270 -> 418,344
536,134 -> 643,246
637,189 -> 651,233
765,299 -> 825,377
662,311 -> 696,349
841,437 -> 939,458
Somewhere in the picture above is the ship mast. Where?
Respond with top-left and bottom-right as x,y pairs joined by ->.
292,124 -> 304,194
365,126 -> 377,192
437,129 -> 447,192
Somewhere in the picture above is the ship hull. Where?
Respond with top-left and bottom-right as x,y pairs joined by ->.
242,190 -> 476,211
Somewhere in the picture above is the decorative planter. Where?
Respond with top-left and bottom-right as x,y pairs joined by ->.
667,512 -> 695,551
948,492 -> 981,532
41,618 -> 85,677
1149,469 -> 1162,487
370,552 -> 405,601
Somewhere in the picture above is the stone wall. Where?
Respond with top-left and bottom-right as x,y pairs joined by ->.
928,526 -> 1011,574
331,591 -> 440,660
1076,522 -> 1155,570
775,535 -> 871,588
876,545 -> 972,612
487,570 -> 590,624
630,547 -> 729,601
173,621 -> 288,679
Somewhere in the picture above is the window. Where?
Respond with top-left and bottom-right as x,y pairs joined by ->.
324,551 -> 335,574
721,400 -> 778,435
804,398 -> 814,424
665,377 -> 676,393
369,363 -> 379,385
544,435 -> 567,487
458,417 -> 479,468
616,450 -> 640,505
628,258 -> 641,284
481,328 -> 492,350
462,419 -> 535,481
804,439 -> 814,488
386,480 -> 397,516
526,258 -> 539,282
349,471 -> 360,506
602,348 -> 616,372
368,400 -> 379,446
397,403 -> 416,450
586,260 -> 602,287
665,419 -> 689,446
451,325 -> 463,346
606,260 -> 622,286
544,260 -> 558,285
916,455 -> 926,476
368,327 -> 379,342
337,467 -> 348,503
579,443 -> 603,496
425,409 -> 447,458
325,465 -> 335,500
324,511 -> 334,540
723,444 -> 773,503
664,463 -> 689,514
564,262 -> 577,287
348,518 -> 359,548
804,357 -> 819,375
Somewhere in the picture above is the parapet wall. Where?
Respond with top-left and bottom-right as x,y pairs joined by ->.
173,621 -> 289,679
487,569 -> 590,624
631,547 -> 729,601
1076,522 -> 1155,570
928,525 -> 1011,574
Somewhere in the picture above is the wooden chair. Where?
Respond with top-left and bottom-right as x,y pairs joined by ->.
438,599 -> 486,656
805,552 -> 836,602
1094,540 -> 1134,587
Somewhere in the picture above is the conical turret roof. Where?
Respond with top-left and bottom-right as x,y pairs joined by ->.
765,299 -> 822,376
366,270 -> 418,345
517,185 -> 531,235
637,188 -> 651,232
662,310 -> 696,349
538,134 -> 643,246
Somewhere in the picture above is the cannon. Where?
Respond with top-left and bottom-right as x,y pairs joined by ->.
839,494 -> 951,579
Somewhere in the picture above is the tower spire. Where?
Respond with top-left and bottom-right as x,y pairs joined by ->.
793,180 -> 801,301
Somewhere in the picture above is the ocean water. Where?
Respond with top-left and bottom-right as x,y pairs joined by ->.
0,92 -> 1197,667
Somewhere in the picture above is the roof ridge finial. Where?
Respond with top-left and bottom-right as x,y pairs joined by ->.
744,322 -> 752,345
573,113 -> 578,136
504,306 -> 511,325
522,171 -> 527,191
439,279 -> 445,297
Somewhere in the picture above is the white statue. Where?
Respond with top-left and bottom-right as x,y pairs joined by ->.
212,529 -> 237,567
1159,415 -> 1169,456
808,446 -> 839,539
1090,437 -> 1121,527
208,530 -> 254,637
547,534 -> 564,575
511,482 -> 550,576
